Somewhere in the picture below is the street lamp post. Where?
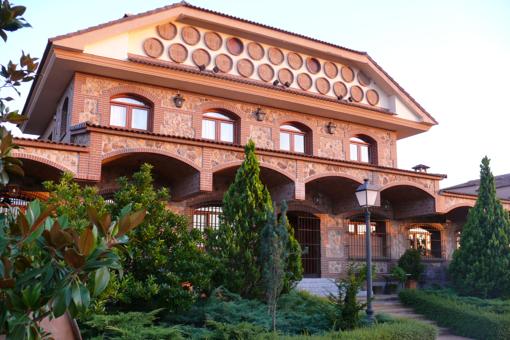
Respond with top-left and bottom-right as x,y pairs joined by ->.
355,178 -> 379,323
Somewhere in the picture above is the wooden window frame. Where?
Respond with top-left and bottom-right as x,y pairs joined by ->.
109,95 -> 152,131
201,112 -> 237,144
279,124 -> 308,154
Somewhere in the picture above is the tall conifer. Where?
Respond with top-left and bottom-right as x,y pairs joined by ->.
449,157 -> 510,298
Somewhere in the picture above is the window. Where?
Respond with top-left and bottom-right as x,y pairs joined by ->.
280,124 -> 307,153
202,112 -> 235,143
110,96 -> 151,130
347,221 -> 388,259
60,98 -> 69,140
349,135 -> 376,164
192,205 -> 222,231
408,226 -> 442,258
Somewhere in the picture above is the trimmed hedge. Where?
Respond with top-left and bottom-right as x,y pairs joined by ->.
399,289 -> 510,340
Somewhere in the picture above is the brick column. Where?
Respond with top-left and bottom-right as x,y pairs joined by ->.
295,160 -> 306,200
200,147 -> 213,192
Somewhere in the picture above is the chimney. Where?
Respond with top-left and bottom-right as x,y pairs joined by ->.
412,164 -> 430,173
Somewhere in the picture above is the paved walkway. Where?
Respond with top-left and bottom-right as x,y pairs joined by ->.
373,294 -> 472,340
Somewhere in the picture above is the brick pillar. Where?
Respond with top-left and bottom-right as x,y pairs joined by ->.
295,160 -> 306,200
85,132 -> 102,182
200,147 -> 213,192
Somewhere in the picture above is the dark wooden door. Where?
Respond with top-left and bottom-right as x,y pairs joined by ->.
294,215 -> 321,277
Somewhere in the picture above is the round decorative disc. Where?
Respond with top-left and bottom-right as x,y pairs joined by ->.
287,52 -> 303,70
306,57 -> 321,74
341,66 -> 355,82
226,37 -> 244,56
237,58 -> 254,77
324,62 -> 338,79
168,43 -> 188,63
278,68 -> 294,85
192,48 -> 211,67
143,38 -> 164,58
268,47 -> 284,65
156,23 -> 177,40
297,73 -> 313,90
181,26 -> 200,45
357,71 -> 371,86
316,77 -> 331,95
366,89 -> 379,106
350,85 -> 364,102
247,42 -> 265,60
215,54 -> 233,73
333,81 -> 348,98
204,31 -> 223,51
258,63 -> 274,82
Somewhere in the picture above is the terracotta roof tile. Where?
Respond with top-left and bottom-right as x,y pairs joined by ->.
13,137 -> 87,147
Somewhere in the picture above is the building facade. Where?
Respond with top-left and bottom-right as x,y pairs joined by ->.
10,3 -> 509,284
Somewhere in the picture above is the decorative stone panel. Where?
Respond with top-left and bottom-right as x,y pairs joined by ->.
210,149 -> 245,168
79,98 -> 99,124
318,137 -> 341,160
70,133 -> 90,146
13,148 -> 79,174
249,125 -> 273,149
258,155 -> 297,178
328,261 -> 342,274
325,229 -> 343,258
161,111 -> 194,137
101,135 -> 202,168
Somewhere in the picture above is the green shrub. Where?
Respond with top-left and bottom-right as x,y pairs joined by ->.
390,265 -> 407,283
399,289 -> 510,339
398,249 -> 424,280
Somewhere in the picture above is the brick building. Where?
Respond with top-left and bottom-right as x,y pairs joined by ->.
9,3 -> 509,283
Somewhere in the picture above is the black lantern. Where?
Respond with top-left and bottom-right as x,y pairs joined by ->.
254,107 -> 266,122
173,93 -> 185,108
326,122 -> 336,134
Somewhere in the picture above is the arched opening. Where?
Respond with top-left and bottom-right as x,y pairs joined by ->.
444,205 -> 471,250
305,175 -> 362,214
201,110 -> 238,144
346,214 -> 389,260
407,225 -> 443,259
287,211 -> 321,277
192,203 -> 222,231
101,152 -> 200,201
279,122 -> 311,155
60,97 -> 69,140
380,184 -> 435,219
349,134 -> 377,165
110,94 -> 152,131
9,158 -> 65,191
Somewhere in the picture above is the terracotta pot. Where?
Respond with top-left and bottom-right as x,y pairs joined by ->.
405,279 -> 418,289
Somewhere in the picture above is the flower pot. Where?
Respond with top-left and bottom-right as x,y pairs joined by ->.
405,279 -> 418,289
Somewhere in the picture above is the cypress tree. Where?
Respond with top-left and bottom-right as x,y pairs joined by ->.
449,156 -> 510,298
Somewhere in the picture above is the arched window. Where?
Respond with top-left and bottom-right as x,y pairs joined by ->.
279,123 -> 309,154
408,226 -> 442,258
110,95 -> 151,130
60,97 -> 69,140
192,204 -> 222,231
201,111 -> 236,143
349,135 -> 377,164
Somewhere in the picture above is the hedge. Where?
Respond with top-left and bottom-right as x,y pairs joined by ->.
399,289 -> 510,340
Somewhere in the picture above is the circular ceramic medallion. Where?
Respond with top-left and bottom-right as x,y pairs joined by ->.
156,23 -> 177,40
297,73 -> 313,90
192,48 -> 211,67
268,47 -> 284,65
278,68 -> 294,85
333,81 -> 348,98
215,54 -> 233,73
341,66 -> 355,82
168,43 -> 188,63
324,62 -> 338,79
237,58 -> 254,77
181,26 -> 200,45
143,38 -> 164,58
306,57 -> 321,74
366,89 -> 379,106
226,37 -> 244,56
257,63 -> 274,82
287,52 -> 303,70
204,31 -> 222,51
350,85 -> 364,102
357,71 -> 371,86
247,42 -> 265,60
316,77 -> 330,95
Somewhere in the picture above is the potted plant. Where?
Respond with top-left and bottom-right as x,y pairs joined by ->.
390,265 -> 408,292
398,249 -> 424,289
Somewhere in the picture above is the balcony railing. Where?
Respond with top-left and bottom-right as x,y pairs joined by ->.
347,232 -> 390,260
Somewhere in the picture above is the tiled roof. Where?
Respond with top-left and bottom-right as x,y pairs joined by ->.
441,174 -> 510,200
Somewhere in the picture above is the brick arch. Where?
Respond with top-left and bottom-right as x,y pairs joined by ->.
195,101 -> 246,119
379,180 -> 435,197
101,148 -> 201,171
211,160 -> 296,181
14,153 -> 76,175
98,84 -> 161,129
304,172 -> 363,185
443,202 -> 474,214
286,200 -> 323,215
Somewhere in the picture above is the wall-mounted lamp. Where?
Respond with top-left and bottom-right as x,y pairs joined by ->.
173,93 -> 185,108
254,107 -> 266,121
326,121 -> 336,134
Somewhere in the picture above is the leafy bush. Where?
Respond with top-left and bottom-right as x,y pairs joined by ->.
399,289 -> 510,339
398,249 -> 424,280
390,266 -> 407,283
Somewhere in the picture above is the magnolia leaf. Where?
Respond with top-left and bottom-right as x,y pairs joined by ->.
78,226 -> 95,256
16,213 -> 29,237
117,209 -> 146,238
80,284 -> 90,309
71,282 -> 82,309
52,286 -> 71,318
87,206 -> 109,236
93,267 -> 110,297
28,204 -> 54,235
64,248 -> 85,269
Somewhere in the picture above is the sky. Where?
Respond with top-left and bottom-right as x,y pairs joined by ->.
2,0 -> 510,188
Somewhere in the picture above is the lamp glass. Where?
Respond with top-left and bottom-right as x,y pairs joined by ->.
355,185 -> 378,207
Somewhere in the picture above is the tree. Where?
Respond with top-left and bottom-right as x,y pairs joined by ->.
208,140 -> 302,298
260,201 -> 290,332
449,156 -> 510,298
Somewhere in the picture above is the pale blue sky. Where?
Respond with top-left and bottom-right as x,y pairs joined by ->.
2,0 -> 510,187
